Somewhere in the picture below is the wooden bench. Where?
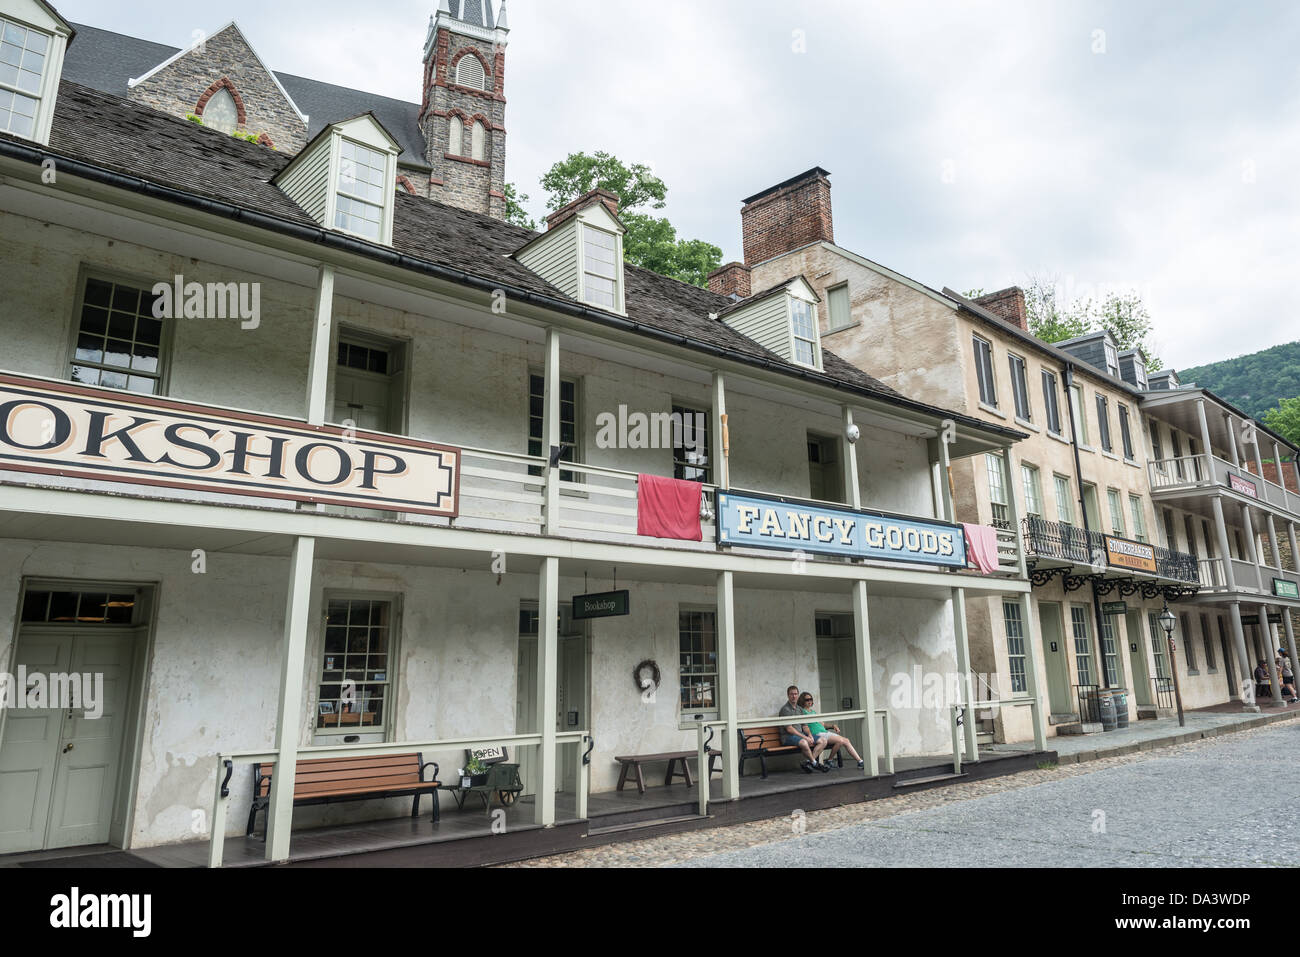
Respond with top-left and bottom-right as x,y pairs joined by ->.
614,750 -> 721,794
738,726 -> 842,778
246,752 -> 440,838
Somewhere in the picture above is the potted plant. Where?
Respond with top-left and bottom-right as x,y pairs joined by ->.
461,756 -> 489,788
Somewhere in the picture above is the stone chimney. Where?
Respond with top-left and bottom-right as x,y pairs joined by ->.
973,287 -> 1028,331
708,262 -> 752,300
740,167 -> 833,266
545,188 -> 620,230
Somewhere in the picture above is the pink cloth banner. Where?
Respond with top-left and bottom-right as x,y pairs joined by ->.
962,523 -> 1001,574
637,474 -> 703,541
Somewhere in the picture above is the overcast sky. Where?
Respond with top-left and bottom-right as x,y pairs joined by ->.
55,0 -> 1300,371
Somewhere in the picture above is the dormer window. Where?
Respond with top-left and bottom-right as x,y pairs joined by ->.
790,298 -> 818,366
714,276 -> 823,371
273,113 -> 400,246
0,5 -> 71,145
583,226 -> 619,309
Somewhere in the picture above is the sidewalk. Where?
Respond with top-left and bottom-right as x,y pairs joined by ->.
986,699 -> 1300,765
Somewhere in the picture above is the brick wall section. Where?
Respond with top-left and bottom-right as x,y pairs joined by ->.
1263,458 -> 1300,493
421,28 -> 507,218
127,24 -> 307,153
740,168 -> 834,266
973,287 -> 1029,331
707,261 -> 752,299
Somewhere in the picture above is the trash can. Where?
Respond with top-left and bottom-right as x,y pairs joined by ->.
1112,689 -> 1130,728
1096,688 -> 1117,731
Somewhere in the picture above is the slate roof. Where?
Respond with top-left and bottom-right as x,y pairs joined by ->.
62,22 -> 431,169
0,80 -> 1023,440
449,0 -> 496,29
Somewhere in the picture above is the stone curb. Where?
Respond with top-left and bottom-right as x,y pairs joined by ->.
1058,711 -> 1294,766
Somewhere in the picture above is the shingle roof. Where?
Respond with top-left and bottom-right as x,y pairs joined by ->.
449,0 -> 496,29
62,22 -> 431,169
2,81 -> 1015,437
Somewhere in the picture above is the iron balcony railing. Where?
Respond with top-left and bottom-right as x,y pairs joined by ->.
1022,516 -> 1200,585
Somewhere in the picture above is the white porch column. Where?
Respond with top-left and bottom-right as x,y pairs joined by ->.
1259,603 -> 1284,704
265,536 -> 316,862
1241,505 -> 1266,590
1251,435 -> 1269,504
1019,592 -> 1048,751
1266,513 -> 1284,571
841,406 -> 861,509
535,556 -> 559,825
1228,602 -> 1255,710
851,579 -> 879,776
1224,413 -> 1241,467
711,372 -> 728,491
1289,521 -> 1300,577
1283,608 -> 1299,697
541,329 -> 561,536
1195,399 -> 1215,472
305,264 -> 335,425
1211,496 -> 1238,592
950,587 -> 978,761
715,570 -> 739,799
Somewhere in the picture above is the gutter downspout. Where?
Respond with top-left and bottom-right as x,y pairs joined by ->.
1062,363 -> 1113,695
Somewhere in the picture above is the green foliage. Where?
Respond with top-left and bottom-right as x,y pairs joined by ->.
183,112 -> 271,148
1182,341 -> 1300,421
536,151 -> 721,287
1022,275 -> 1161,369
502,182 -> 537,231
185,112 -> 203,125
1262,396 -> 1300,446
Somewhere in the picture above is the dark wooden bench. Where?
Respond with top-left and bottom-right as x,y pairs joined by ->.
247,752 -> 440,838
738,726 -> 842,778
614,750 -> 721,794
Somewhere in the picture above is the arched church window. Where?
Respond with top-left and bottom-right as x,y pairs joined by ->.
448,115 -> 463,156
471,120 -> 485,161
204,86 -> 238,133
455,55 -> 486,90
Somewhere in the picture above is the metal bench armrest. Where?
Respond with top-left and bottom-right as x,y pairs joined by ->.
419,761 -> 440,784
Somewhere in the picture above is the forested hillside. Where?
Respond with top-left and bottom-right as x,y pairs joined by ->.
1180,341 -> 1300,420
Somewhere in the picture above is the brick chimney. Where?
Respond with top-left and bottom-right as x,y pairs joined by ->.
973,287 -> 1029,332
740,167 -> 833,266
708,261 -> 752,300
545,188 -> 620,230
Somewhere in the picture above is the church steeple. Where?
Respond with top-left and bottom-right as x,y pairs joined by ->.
420,0 -> 509,218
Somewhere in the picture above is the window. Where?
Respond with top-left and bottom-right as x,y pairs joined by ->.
679,609 -> 718,716
672,404 -> 711,483
335,138 -> 388,240
826,283 -> 851,330
1150,419 -> 1165,468
203,86 -> 239,133
1148,612 -> 1170,680
528,373 -> 578,481
1202,520 -> 1216,558
986,453 -> 1008,527
1071,605 -> 1093,688
1008,354 -> 1031,421
1096,394 -> 1112,452
1021,464 -> 1043,517
973,335 -> 997,407
1069,384 -> 1089,444
1004,601 -> 1027,693
471,120 -> 485,161
790,298 -> 818,367
1201,614 -> 1215,671
21,586 -> 138,624
1170,431 -> 1184,479
1041,370 -> 1062,435
582,226 -> 619,310
1101,614 -> 1119,688
0,16 -> 49,138
448,115 -> 463,155
1129,494 -> 1147,543
1107,488 -> 1125,536
1118,404 -> 1135,460
1104,340 -> 1119,377
317,597 -> 395,736
808,433 -> 843,503
455,54 -> 487,90
1054,474 -> 1074,525
70,277 -> 166,394
1163,508 -> 1178,551
1183,515 -> 1199,559
1181,613 -> 1197,671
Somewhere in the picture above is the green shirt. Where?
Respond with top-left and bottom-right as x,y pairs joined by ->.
803,708 -> 826,736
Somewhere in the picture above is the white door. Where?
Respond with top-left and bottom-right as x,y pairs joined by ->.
0,629 -> 137,853
515,621 -> 588,796
333,368 -> 391,433
515,637 -> 537,795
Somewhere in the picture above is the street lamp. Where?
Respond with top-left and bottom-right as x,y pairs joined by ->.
1158,603 -> 1185,727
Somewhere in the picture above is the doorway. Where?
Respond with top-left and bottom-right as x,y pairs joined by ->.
0,584 -> 149,854
1126,611 -> 1152,705
815,614 -> 860,713
515,602 -> 589,795
1037,602 -> 1072,715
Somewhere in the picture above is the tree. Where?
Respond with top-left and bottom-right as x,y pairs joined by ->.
1094,291 -> 1161,370
536,151 -> 722,287
1023,275 -> 1091,344
1022,275 -> 1162,370
502,182 -> 536,231
1263,396 -> 1300,446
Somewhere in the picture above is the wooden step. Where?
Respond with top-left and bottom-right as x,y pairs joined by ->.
587,814 -> 707,837
892,771 -> 968,789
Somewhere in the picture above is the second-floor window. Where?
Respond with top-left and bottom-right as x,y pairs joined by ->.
335,139 -> 388,241
1107,488 -> 1125,536
70,276 -> 167,395
1096,394 -> 1112,453
973,335 -> 997,407
1129,494 -> 1147,542
1054,474 -> 1073,525
1021,463 -> 1043,517
1069,384 -> 1089,445
1150,418 -> 1165,468
986,453 -> 1008,527
1008,354 -> 1031,421
1118,404 -> 1135,460
0,15 -> 50,139
528,373 -> 578,481
790,299 -> 818,367
583,226 -> 619,310
672,404 -> 711,483
1042,370 -> 1062,435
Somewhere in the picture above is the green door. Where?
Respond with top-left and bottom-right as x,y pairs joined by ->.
1037,602 -> 1072,714
1126,612 -> 1152,705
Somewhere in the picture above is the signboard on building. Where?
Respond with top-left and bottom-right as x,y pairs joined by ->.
1273,578 -> 1300,600
1103,535 -> 1157,574
1241,613 -> 1283,626
1229,473 -> 1258,499
571,590 -> 630,620
715,492 -> 968,568
0,373 -> 460,516
1102,601 -> 1129,615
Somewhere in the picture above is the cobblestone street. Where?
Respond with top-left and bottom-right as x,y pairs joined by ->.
506,716 -> 1300,867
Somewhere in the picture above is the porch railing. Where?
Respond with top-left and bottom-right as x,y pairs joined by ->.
1153,544 -> 1200,584
207,729 -> 590,868
1074,682 -> 1100,724
1022,517 -> 1200,585
1150,453 -> 1300,520
1198,557 -> 1228,589
1151,677 -> 1175,710
949,695 -> 1041,773
1148,454 -> 1211,490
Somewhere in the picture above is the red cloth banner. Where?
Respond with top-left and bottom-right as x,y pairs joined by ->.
637,474 -> 703,541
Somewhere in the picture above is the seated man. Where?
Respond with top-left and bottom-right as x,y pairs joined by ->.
1255,661 -> 1272,700
778,685 -> 818,773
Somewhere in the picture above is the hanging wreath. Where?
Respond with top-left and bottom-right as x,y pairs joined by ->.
632,659 -> 661,694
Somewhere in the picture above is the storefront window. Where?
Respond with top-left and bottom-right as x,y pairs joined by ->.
679,609 -> 717,716
317,597 -> 393,734
1071,605 -> 1093,688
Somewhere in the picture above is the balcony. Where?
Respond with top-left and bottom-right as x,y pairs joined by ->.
1149,454 -> 1300,520
1022,516 -> 1199,586
1195,556 -> 1300,600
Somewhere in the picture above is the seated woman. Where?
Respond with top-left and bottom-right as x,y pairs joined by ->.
796,692 -> 865,770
